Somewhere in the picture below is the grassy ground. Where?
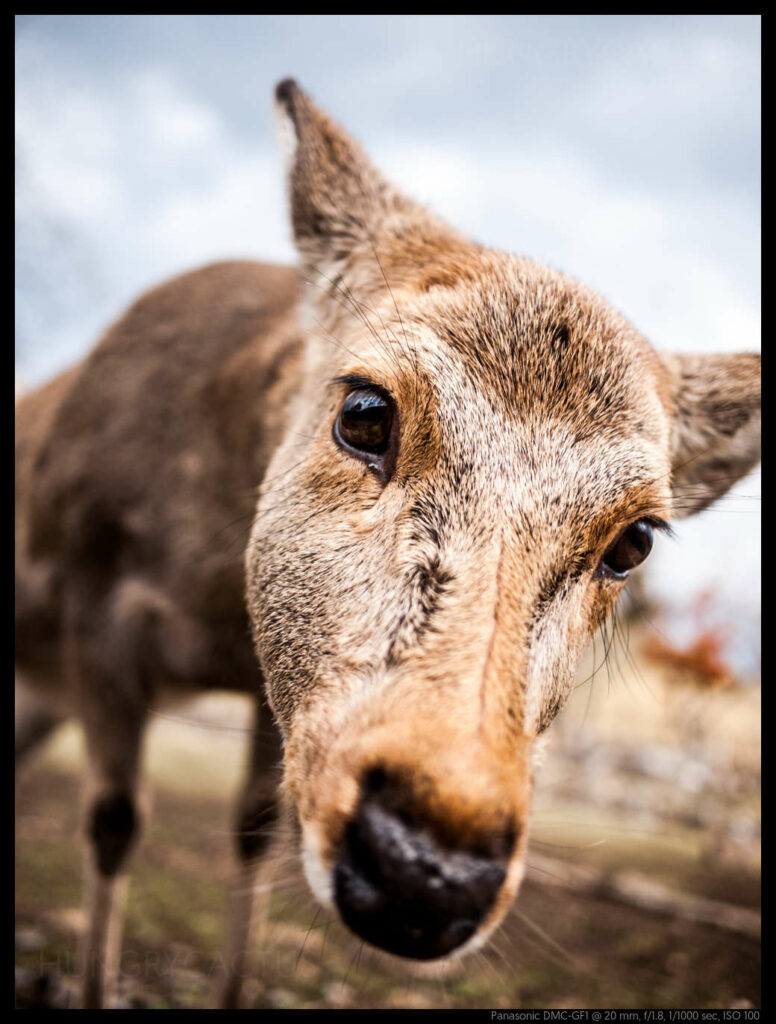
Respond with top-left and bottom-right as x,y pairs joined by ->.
15,630 -> 760,1009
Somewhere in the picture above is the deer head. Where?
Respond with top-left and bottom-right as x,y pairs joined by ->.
246,80 -> 760,960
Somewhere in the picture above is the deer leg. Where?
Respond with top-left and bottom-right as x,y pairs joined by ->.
79,699 -> 145,1010
220,695 -> 282,1009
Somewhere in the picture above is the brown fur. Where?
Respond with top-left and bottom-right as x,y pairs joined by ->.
15,79 -> 760,1007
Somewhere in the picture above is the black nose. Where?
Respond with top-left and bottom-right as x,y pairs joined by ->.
333,771 -> 513,960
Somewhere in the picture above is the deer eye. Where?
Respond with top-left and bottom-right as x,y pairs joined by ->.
599,520 -> 654,578
333,387 -> 394,466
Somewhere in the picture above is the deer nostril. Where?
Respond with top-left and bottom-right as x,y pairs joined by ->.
362,765 -> 389,796
333,775 -> 513,960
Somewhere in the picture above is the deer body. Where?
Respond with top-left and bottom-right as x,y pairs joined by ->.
15,81 -> 760,1008
16,261 -> 302,705
15,260 -> 302,1005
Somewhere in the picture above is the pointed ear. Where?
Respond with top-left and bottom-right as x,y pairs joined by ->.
274,79 -> 406,278
273,79 -> 460,312
663,351 -> 760,517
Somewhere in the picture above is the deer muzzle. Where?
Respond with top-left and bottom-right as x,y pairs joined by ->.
333,767 -> 515,959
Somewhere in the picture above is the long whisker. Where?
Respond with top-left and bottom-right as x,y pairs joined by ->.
511,907 -> 579,968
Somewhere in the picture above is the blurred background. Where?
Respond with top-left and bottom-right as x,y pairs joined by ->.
16,15 -> 760,1010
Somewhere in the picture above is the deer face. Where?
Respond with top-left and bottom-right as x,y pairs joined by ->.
245,81 -> 760,960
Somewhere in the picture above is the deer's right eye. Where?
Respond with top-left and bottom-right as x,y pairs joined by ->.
333,387 -> 396,478
336,389 -> 393,453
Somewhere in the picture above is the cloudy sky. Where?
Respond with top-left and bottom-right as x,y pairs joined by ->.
15,15 -> 760,667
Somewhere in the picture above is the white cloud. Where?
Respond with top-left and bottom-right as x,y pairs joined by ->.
131,69 -> 222,154
579,30 -> 759,127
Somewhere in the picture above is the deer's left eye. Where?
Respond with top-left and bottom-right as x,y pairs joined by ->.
599,520 -> 654,578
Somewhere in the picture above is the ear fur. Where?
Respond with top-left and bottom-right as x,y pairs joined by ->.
274,79 -> 406,277
663,351 -> 761,517
273,79 -> 464,312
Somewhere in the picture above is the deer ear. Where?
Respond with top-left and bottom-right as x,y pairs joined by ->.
663,351 -> 761,517
274,79 -> 406,279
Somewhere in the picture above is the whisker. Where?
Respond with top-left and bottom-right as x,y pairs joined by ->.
295,905 -> 322,970
146,708 -> 253,734
512,907 -> 578,968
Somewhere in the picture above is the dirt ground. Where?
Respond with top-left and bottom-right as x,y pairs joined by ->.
15,628 -> 760,1009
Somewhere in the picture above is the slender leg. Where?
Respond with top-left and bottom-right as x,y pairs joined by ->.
81,869 -> 131,1009
220,695 -> 282,1009
79,702 -> 145,1009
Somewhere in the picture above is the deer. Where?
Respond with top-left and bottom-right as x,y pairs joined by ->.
14,79 -> 761,1009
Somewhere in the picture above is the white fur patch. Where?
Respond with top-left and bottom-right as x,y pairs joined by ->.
273,99 -> 298,175
300,825 -> 334,909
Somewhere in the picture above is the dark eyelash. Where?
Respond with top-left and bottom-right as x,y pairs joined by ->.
641,516 -> 675,539
331,374 -> 380,391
